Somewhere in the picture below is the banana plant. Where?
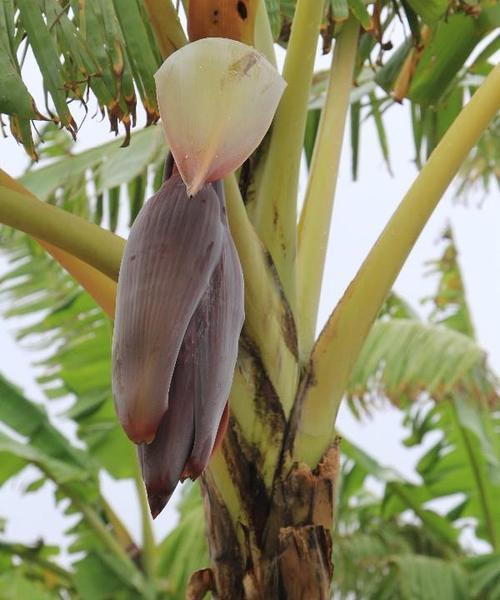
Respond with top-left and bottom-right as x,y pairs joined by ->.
0,0 -> 499,598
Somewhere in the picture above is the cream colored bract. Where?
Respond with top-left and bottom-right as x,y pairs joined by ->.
154,37 -> 286,196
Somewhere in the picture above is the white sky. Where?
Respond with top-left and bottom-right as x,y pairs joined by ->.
0,37 -> 498,559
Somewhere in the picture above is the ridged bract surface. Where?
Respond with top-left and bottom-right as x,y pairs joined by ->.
138,183 -> 245,516
139,223 -> 244,516
185,229 -> 244,478
113,169 -> 245,517
112,174 -> 224,443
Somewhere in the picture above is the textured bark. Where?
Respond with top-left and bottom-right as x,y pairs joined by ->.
278,526 -> 332,600
198,429 -> 340,599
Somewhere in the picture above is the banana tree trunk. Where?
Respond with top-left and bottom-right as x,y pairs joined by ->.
188,373 -> 340,599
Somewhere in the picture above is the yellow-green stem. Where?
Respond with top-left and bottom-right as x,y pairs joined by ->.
224,175 -> 298,412
297,17 -> 359,357
253,0 -> 325,313
207,450 -> 248,548
0,170 -> 118,315
0,179 -> 124,281
133,456 -> 157,577
294,64 -> 500,466
255,0 -> 277,67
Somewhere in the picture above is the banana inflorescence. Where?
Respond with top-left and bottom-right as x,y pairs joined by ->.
113,162 -> 244,517
112,38 -> 285,518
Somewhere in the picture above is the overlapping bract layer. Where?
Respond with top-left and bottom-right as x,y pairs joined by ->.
139,224 -> 244,516
113,173 -> 225,443
112,172 -> 244,517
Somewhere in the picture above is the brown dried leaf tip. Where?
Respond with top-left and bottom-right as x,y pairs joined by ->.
112,168 -> 244,518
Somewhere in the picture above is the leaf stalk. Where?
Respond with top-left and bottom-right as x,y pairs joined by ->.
298,16 -> 359,357
294,63 -> 500,466
253,0 -> 326,312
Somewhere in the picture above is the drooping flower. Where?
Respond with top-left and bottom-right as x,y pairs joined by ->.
113,171 -> 244,517
112,38 -> 285,517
